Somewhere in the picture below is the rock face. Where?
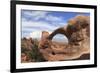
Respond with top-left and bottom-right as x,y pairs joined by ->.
38,31 -> 50,49
38,15 -> 90,61
21,38 -> 34,51
21,37 -> 45,62
48,15 -> 90,43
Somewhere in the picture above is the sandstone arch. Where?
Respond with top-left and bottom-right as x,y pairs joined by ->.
47,15 -> 90,44
39,15 -> 90,61
47,27 -> 69,40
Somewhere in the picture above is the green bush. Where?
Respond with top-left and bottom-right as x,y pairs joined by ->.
21,38 -> 46,62
29,42 -> 45,62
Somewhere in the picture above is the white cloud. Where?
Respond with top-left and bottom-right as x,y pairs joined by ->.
22,10 -> 64,22
23,11 -> 48,17
22,10 -> 66,38
29,31 -> 42,39
46,15 -> 63,22
28,31 -> 52,39
23,11 -> 48,21
22,20 -> 61,32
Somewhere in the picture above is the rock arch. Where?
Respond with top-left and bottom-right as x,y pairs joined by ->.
47,27 -> 69,40
47,15 -> 90,44
38,15 -> 90,61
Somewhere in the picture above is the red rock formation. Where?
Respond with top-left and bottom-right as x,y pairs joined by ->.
21,38 -> 34,51
38,31 -> 50,49
21,53 -> 31,63
38,15 -> 90,61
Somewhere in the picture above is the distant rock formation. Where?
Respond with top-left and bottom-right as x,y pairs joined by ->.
21,38 -> 34,51
38,31 -> 50,49
21,37 -> 46,62
38,15 -> 90,61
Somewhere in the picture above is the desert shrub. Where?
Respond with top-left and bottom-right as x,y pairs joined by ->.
21,38 -> 45,62
21,44 -> 27,53
21,47 -> 28,53
28,41 -> 45,62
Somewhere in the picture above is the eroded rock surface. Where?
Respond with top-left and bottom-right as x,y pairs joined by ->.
38,15 -> 90,61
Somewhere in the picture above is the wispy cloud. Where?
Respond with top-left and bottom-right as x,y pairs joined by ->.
21,10 -> 66,38
22,20 -> 61,32
28,31 -> 52,39
21,10 -> 65,25
46,14 -> 63,22
21,10 -> 90,39
22,10 -> 48,21
21,20 -> 65,38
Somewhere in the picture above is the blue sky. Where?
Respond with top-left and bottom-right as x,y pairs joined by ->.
21,10 -> 90,41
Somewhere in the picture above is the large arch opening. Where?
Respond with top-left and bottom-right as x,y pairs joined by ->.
47,27 -> 69,44
52,34 -> 68,44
